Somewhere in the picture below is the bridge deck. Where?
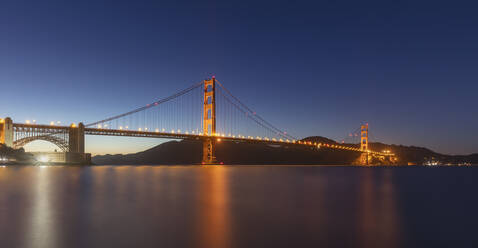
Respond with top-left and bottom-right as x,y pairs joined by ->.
85,128 -> 390,156
13,123 -> 69,132
12,123 -> 393,156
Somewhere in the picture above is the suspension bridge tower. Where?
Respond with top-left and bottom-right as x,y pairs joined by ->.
202,77 -> 217,164
360,123 -> 369,165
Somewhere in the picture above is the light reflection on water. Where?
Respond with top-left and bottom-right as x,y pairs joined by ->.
356,169 -> 400,248
195,166 -> 230,248
0,165 -> 478,248
25,166 -> 56,248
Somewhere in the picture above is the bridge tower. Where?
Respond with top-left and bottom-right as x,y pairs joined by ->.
0,117 -> 13,147
360,124 -> 368,151
202,77 -> 217,164
68,122 -> 85,154
360,124 -> 369,165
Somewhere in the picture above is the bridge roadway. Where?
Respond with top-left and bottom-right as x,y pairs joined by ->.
13,123 -> 391,157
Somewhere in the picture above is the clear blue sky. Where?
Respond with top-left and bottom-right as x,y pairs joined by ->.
1,0 -> 477,155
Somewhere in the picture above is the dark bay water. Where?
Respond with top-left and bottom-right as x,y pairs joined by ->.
0,165 -> 477,248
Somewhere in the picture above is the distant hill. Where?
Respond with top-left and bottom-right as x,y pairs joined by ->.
93,138 -> 358,165
93,140 -> 202,165
92,136 -> 478,165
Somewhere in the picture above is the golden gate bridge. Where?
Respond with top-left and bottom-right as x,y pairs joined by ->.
0,77 -> 395,165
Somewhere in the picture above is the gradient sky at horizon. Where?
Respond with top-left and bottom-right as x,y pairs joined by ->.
1,0 -> 477,155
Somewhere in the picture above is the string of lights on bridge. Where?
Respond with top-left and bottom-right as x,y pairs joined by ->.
16,118 -> 392,157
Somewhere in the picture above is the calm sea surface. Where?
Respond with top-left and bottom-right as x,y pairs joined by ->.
0,165 -> 477,248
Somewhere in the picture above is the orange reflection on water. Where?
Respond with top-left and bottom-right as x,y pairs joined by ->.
195,166 -> 231,248
357,169 -> 401,248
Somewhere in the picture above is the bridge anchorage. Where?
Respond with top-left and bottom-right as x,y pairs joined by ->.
1,77 -> 396,165
0,117 -> 89,164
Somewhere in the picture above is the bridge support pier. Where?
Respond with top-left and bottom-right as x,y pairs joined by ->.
202,138 -> 216,164
359,152 -> 369,165
0,117 -> 14,148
